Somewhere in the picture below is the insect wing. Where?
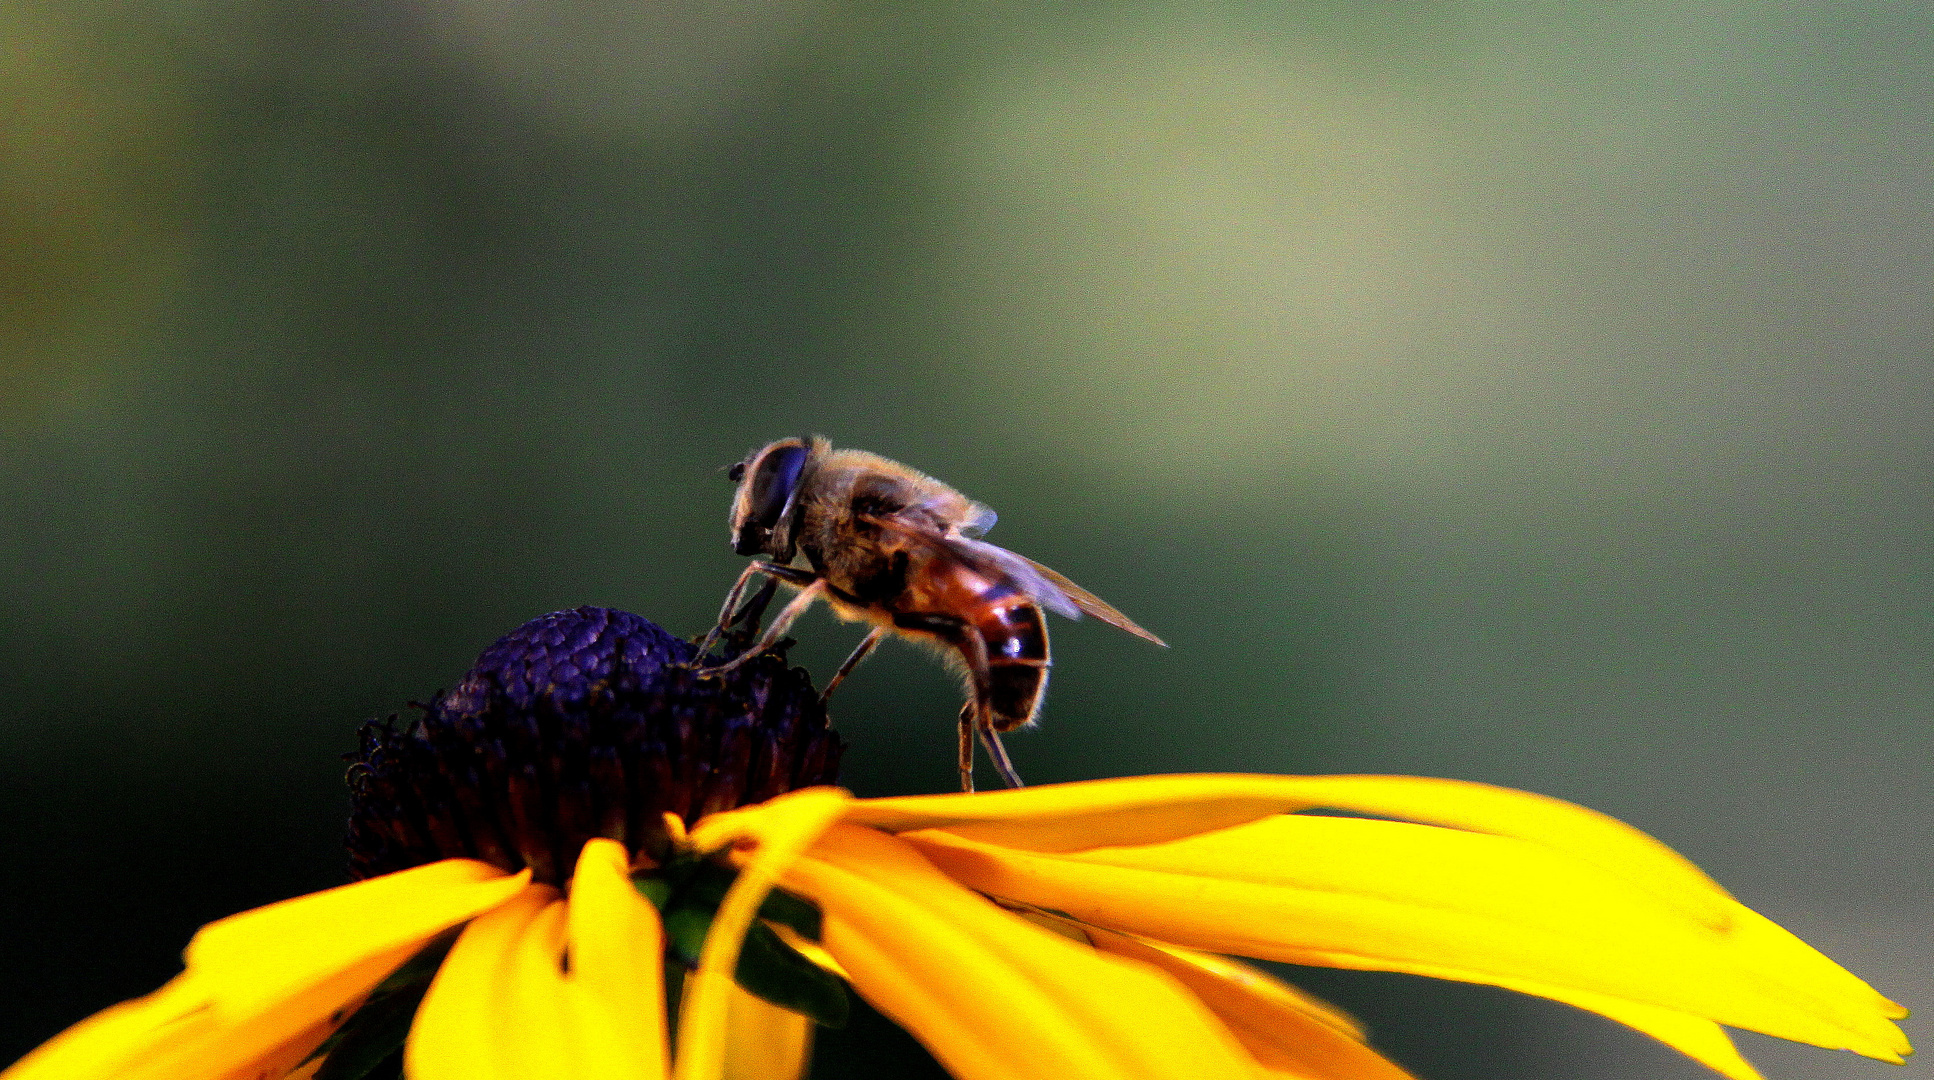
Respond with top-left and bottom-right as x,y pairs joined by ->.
947,536 -> 1085,620
860,513 -> 1077,615
1009,551 -> 1167,646
960,502 -> 998,538
861,512 -> 1164,646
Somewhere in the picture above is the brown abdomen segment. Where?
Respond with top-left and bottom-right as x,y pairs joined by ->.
978,600 -> 1050,732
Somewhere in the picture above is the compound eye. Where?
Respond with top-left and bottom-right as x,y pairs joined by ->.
727,461 -> 746,483
733,440 -> 810,556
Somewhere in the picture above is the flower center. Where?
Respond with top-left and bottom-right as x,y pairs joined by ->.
345,605 -> 843,885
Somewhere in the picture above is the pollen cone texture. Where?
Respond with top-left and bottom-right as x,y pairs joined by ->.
345,606 -> 843,884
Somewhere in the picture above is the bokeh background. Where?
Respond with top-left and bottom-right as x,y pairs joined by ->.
2,3 -> 1927,1077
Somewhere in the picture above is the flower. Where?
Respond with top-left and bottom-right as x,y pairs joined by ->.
693,778 -> 1912,1080
4,608 -> 1910,1080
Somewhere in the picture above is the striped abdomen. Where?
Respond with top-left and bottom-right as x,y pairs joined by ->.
876,561 -> 1053,733
974,594 -> 1050,731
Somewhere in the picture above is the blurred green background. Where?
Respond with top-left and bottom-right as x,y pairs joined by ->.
2,2 -> 1927,1077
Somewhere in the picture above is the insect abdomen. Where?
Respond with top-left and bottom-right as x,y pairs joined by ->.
977,600 -> 1049,732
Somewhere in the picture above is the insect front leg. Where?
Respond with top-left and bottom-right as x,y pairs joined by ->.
696,568 -> 822,677
722,577 -> 780,648
696,561 -> 772,658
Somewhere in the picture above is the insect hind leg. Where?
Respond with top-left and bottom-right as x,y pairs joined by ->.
893,609 -> 1029,791
955,703 -> 1025,792
950,619 -> 1026,790
976,722 -> 1025,789
957,704 -> 976,793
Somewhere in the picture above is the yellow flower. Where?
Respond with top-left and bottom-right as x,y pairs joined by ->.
7,775 -> 1909,1080
704,776 -> 1912,1080
3,606 -> 1909,1080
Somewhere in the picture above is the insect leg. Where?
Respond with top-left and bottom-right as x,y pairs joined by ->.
957,703 -> 976,793
753,561 -> 820,587
950,624 -> 1026,790
820,626 -> 887,708
696,561 -> 769,658
729,577 -> 780,634
977,725 -> 1025,790
696,561 -> 817,658
890,610 -> 994,792
696,578 -> 825,677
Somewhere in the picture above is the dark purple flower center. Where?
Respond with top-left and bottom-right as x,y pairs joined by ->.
345,606 -> 843,885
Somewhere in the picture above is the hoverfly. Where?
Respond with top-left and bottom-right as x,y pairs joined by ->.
697,436 -> 1164,790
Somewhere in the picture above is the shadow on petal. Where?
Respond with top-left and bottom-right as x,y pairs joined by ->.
781,822 -> 1267,1080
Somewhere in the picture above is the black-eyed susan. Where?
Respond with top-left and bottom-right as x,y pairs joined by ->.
4,607 -> 1910,1080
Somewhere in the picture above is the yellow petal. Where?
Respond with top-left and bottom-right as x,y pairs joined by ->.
1267,943 -> 1773,1080
3,961 -> 395,1080
567,839 -> 673,1077
1241,776 -> 1737,929
499,899 -> 596,1080
1555,994 -> 1759,1080
849,774 -> 1733,931
778,822 -> 1267,1080
1454,970 -> 1762,1080
1078,928 -> 1418,1080
1,978 -> 207,1080
842,774 -> 1328,850
684,785 -> 850,853
903,816 -> 1908,1064
188,858 -> 535,1018
721,981 -> 813,1080
676,787 -> 851,1080
5,859 -> 531,1080
410,850 -> 675,1080
215,1008 -> 363,1080
407,885 -> 562,1080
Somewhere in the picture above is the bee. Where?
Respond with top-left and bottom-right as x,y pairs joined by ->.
695,435 -> 1165,791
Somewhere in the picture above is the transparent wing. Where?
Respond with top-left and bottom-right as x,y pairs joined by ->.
946,535 -> 1085,621
1006,549 -> 1168,646
862,513 -> 1165,646
951,535 -> 1168,647
905,497 -> 997,538
961,502 -> 998,538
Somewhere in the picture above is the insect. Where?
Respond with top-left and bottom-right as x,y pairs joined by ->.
695,436 -> 1165,792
